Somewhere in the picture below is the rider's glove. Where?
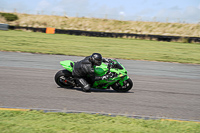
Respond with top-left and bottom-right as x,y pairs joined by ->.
102,75 -> 110,80
102,73 -> 113,80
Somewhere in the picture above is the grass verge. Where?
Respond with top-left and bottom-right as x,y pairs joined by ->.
0,110 -> 199,133
0,30 -> 200,64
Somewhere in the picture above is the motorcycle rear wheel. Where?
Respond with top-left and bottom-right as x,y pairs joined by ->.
55,70 -> 75,88
111,78 -> 133,92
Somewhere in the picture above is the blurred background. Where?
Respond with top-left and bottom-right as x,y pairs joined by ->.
0,0 -> 200,37
1,0 -> 200,23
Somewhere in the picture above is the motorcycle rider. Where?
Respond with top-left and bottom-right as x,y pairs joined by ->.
72,53 -> 112,92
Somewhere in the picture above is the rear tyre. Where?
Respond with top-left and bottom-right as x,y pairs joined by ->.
54,70 -> 75,88
112,78 -> 133,92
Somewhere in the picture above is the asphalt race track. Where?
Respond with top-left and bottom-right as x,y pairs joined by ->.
0,51 -> 200,121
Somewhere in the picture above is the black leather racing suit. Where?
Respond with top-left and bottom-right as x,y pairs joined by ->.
72,56 -> 103,91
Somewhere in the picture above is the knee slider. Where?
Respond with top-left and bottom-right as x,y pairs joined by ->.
83,84 -> 90,91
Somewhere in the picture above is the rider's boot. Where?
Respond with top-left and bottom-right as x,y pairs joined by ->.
76,78 -> 91,92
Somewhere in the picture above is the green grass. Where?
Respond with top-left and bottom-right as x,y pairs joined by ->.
0,30 -> 200,64
0,110 -> 199,133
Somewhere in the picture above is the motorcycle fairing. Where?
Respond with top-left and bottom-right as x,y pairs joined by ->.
93,60 -> 129,89
60,60 -> 74,72
60,59 -> 129,89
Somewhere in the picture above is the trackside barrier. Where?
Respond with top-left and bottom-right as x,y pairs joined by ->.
0,23 -> 9,30
8,25 -> 200,43
46,27 -> 55,34
9,25 -> 46,33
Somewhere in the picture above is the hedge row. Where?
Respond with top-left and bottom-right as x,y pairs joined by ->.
0,12 -> 18,21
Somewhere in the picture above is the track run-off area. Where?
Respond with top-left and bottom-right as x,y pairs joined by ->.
0,51 -> 200,122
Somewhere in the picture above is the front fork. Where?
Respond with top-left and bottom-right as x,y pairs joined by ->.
118,75 -> 129,86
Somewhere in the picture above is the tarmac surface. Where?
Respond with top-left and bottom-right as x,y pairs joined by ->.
0,51 -> 200,121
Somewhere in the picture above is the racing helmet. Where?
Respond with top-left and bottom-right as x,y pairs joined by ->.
90,53 -> 102,66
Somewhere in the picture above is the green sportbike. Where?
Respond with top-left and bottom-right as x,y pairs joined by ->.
55,59 -> 133,92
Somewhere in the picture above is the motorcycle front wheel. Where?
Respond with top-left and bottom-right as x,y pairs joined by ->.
54,70 -> 75,88
111,78 -> 133,92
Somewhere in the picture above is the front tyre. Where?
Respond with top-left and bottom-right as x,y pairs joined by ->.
112,78 -> 133,92
55,70 -> 75,88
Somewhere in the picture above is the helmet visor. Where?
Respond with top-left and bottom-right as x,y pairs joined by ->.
94,59 -> 102,66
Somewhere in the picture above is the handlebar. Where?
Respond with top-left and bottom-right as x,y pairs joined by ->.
107,59 -> 115,72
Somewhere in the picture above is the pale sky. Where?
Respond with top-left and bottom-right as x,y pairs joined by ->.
1,0 -> 200,23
